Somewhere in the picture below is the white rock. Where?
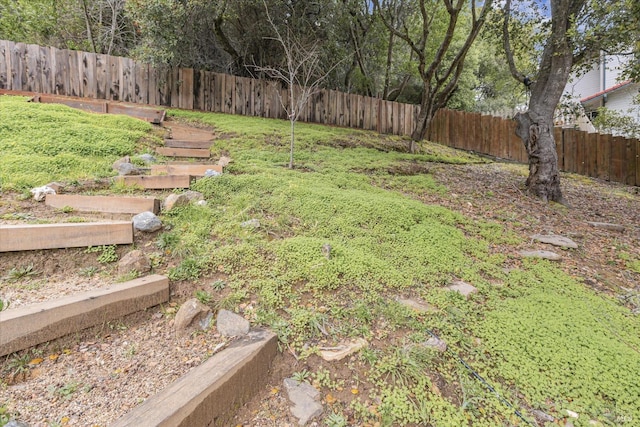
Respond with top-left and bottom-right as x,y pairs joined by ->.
447,280 -> 478,298
531,234 -> 578,249
319,338 -> 367,361
30,185 -> 56,201
519,250 -> 562,261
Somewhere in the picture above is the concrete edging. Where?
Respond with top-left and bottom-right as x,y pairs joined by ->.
0,275 -> 169,356
110,329 -> 278,427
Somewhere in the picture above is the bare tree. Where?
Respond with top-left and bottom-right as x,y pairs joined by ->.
252,0 -> 344,169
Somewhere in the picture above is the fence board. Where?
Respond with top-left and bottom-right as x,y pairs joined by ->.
81,52 -> 96,99
554,127 -> 563,170
585,132 -> 598,178
10,42 -> 25,91
25,43 -> 39,92
180,68 -> 194,109
596,133 -> 611,181
107,55 -> 119,100
134,62 -> 148,104
576,130 -> 587,176
95,54 -> 108,99
0,40 -> 9,89
610,136 -> 626,183
563,130 -> 576,173
625,137 -> 637,186
54,48 -> 69,95
636,139 -> 640,186
68,50 -> 81,97
224,74 -> 234,114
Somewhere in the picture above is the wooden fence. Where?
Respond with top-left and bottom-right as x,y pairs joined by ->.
429,109 -> 640,186
1,39 -> 638,186
0,40 -> 417,136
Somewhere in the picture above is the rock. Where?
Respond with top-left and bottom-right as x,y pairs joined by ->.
117,250 -> 151,276
175,298 -> 212,334
423,336 -> 447,352
45,182 -> 64,193
217,155 -> 232,167
319,338 -> 368,361
204,169 -> 222,177
396,297 -> 436,313
196,200 -> 207,206
283,378 -> 323,426
241,218 -> 260,228
531,234 -> 578,249
565,409 -> 579,418
183,190 -> 204,202
163,193 -> 190,211
519,250 -> 562,261
136,153 -> 156,164
586,221 -> 625,232
114,162 -> 142,176
447,280 -> 478,298
30,185 -> 56,201
321,243 -> 332,259
5,421 -> 30,427
112,156 -> 131,170
133,211 -> 162,232
216,309 -> 250,337
531,409 -> 555,423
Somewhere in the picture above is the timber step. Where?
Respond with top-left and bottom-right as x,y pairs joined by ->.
45,194 -> 160,215
163,139 -> 214,149
28,94 -> 166,124
0,275 -> 169,357
0,221 -> 133,252
156,147 -> 211,158
111,329 -> 277,427
115,175 -> 196,189
151,164 -> 223,176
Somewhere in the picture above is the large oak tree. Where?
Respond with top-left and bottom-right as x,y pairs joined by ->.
503,0 -> 632,203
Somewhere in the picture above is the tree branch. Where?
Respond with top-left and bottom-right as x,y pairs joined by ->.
502,0 -> 528,84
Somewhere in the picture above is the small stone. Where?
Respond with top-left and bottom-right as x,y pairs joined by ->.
136,153 -> 156,164
531,234 -> 578,249
114,162 -> 142,176
175,298 -> 212,334
30,185 -> 56,201
196,200 -> 207,206
447,280 -> 478,298
565,409 -> 579,418
216,309 -> 250,337
241,218 -> 260,228
163,193 -> 190,211
423,336 -> 447,352
182,190 -> 204,202
284,378 -> 323,426
133,211 -> 162,232
117,250 -> 151,276
217,155 -> 232,167
112,156 -> 131,170
396,297 -> 436,313
319,338 -> 368,361
321,243 -> 332,259
531,409 -> 555,423
586,222 -> 625,232
519,250 -> 562,261
45,182 -> 64,193
204,169 -> 222,177
5,421 -> 30,427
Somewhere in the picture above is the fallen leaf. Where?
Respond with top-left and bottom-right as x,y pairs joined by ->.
326,393 -> 337,404
351,388 -> 359,395
270,387 -> 279,395
28,358 -> 44,365
60,416 -> 70,424
49,354 -> 59,361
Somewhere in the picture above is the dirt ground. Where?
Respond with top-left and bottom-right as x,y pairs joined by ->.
1,159 -> 639,426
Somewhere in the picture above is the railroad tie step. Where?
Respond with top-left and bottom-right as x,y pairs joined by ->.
0,275 -> 169,357
111,329 -> 277,427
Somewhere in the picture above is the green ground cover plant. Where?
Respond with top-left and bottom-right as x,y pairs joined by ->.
2,99 -> 638,426
0,96 -> 157,190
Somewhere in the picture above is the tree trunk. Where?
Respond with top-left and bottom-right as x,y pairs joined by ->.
514,111 -> 564,203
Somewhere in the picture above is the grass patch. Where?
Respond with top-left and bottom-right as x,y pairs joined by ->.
0,96 -> 158,190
